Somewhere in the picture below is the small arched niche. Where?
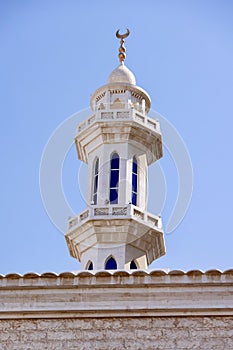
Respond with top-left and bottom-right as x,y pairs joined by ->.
105,256 -> 117,270
130,260 -> 138,270
86,261 -> 94,270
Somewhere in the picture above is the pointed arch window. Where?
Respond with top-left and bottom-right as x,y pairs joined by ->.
110,153 -> 119,204
105,256 -> 117,270
92,158 -> 99,205
130,260 -> 137,269
86,261 -> 93,270
132,156 -> 138,206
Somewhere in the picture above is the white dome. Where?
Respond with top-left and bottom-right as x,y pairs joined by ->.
108,63 -> 136,85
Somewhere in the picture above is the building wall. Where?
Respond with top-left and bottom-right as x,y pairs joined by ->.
1,270 -> 233,350
1,316 -> 233,350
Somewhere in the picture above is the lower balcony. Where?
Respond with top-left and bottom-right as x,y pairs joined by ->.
67,204 -> 162,231
65,205 -> 165,267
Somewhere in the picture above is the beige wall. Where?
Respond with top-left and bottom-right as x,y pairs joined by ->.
1,316 -> 233,349
1,270 -> 233,349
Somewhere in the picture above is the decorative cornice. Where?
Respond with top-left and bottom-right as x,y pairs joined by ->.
0,269 -> 232,287
0,269 -> 232,319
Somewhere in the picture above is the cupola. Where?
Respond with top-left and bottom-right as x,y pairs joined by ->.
108,62 -> 136,85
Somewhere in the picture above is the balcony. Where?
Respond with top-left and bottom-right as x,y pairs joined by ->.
67,204 -> 162,232
76,107 -> 161,135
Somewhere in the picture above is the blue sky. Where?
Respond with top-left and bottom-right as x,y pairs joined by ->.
0,0 -> 233,274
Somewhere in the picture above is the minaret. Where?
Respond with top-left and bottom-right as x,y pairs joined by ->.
65,30 -> 165,270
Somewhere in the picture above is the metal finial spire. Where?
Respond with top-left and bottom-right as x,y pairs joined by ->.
116,28 -> 130,63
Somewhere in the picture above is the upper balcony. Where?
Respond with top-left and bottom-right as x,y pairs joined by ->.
75,106 -> 163,165
76,106 -> 161,136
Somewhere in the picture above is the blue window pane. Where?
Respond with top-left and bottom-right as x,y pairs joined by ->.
130,260 -> 137,269
132,173 -> 137,192
110,170 -> 119,188
132,159 -> 137,173
94,175 -> 98,192
132,192 -> 137,206
110,189 -> 118,204
110,153 -> 119,204
111,154 -> 119,169
132,156 -> 138,206
93,193 -> 97,205
105,257 -> 117,270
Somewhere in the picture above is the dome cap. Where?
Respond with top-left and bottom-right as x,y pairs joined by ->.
108,62 -> 136,85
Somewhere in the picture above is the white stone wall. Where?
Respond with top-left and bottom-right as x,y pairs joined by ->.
0,316 -> 233,350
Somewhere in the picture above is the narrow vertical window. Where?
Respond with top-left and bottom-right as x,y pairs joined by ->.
110,153 -> 119,204
93,158 -> 99,205
132,156 -> 138,205
105,256 -> 117,270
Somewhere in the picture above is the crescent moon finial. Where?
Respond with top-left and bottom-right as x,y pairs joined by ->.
115,28 -> 130,63
116,28 -> 130,40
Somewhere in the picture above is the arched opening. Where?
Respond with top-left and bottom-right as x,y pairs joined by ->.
86,261 -> 93,270
109,153 -> 119,204
130,260 -> 138,269
92,158 -> 99,205
132,156 -> 138,206
105,256 -> 117,270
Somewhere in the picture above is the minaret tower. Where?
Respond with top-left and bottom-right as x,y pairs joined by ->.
65,30 -> 165,270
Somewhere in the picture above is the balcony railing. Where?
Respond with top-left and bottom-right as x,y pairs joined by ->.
76,107 -> 161,134
68,204 -> 162,231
